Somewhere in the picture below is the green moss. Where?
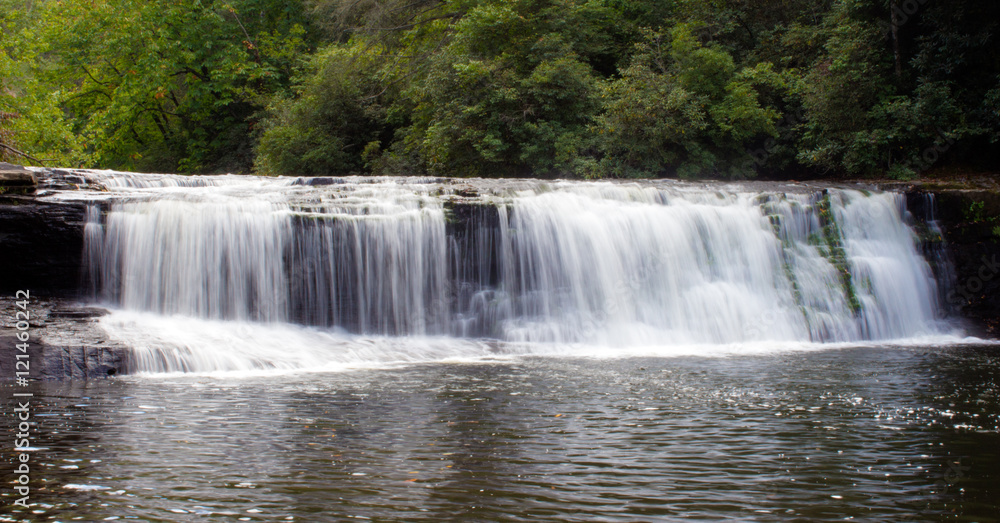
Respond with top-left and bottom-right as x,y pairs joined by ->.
0,184 -> 35,195
911,221 -> 944,244
764,203 -> 804,309
817,193 -> 861,315
782,256 -> 803,305
0,185 -> 35,196
767,213 -> 790,248
965,200 -> 989,223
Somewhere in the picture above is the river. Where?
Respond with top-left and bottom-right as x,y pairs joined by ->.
1,169 -> 998,520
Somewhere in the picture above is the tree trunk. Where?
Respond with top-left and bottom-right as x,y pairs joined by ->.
890,0 -> 903,78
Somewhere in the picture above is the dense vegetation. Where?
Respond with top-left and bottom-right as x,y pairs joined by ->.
2,0 -> 999,179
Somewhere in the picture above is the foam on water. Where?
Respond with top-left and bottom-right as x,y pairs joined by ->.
97,310 -> 980,378
98,310 -> 521,377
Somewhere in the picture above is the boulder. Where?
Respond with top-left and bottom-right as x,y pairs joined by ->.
292,176 -> 346,186
0,301 -> 130,380
0,162 -> 37,187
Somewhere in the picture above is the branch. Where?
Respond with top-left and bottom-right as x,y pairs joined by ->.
80,65 -> 113,87
358,32 -> 451,101
733,13 -> 754,41
227,7 -> 261,62
0,142 -> 45,164
63,88 -> 114,103
368,11 -> 462,33
177,67 -> 210,82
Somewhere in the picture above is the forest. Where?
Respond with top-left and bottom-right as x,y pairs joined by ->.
1,0 -> 998,179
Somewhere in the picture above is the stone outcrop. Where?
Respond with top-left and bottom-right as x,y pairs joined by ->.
0,162 -> 37,194
908,188 -> 1000,337
0,162 -> 36,184
0,300 -> 129,380
0,193 -> 89,296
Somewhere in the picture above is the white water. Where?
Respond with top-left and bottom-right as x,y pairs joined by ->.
62,170 -> 962,374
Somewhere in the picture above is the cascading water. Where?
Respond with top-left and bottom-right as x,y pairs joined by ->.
66,171 -> 958,374
96,198 -> 290,321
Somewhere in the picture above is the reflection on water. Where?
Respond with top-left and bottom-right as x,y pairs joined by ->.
2,346 -> 998,522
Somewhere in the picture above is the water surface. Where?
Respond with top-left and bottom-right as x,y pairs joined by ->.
3,345 -> 998,521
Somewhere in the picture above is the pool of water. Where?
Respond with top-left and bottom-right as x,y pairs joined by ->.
2,345 -> 999,521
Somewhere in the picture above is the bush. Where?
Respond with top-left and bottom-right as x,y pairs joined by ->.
255,43 -> 393,175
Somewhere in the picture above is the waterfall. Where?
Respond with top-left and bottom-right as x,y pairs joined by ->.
286,206 -> 449,335
96,198 -> 290,321
75,172 -> 954,372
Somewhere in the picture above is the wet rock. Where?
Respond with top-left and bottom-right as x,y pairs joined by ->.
0,194 -> 88,295
0,300 -> 129,380
0,162 -> 37,194
909,188 -> 1000,337
293,177 -> 347,186
0,162 -> 36,184
47,307 -> 110,320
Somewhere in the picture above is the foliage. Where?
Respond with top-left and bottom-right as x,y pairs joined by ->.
3,0 -> 311,173
794,0 -> 1000,179
4,0 -> 1000,178
594,26 -> 784,178
395,0 -> 610,177
0,0 -> 84,165
255,42 -> 393,175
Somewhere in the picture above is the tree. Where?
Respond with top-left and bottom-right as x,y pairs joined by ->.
793,0 -> 999,178
255,42 -> 394,175
595,25 -> 784,178
20,0 -> 311,173
393,0 -> 616,177
10,0 -> 997,179
0,0 -> 84,165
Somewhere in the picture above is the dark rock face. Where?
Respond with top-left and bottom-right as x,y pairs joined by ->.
0,301 -> 130,380
0,340 -> 129,380
916,190 -> 1000,337
293,176 -> 346,186
0,195 -> 88,296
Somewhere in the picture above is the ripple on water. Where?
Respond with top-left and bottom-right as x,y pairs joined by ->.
1,346 -> 998,522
